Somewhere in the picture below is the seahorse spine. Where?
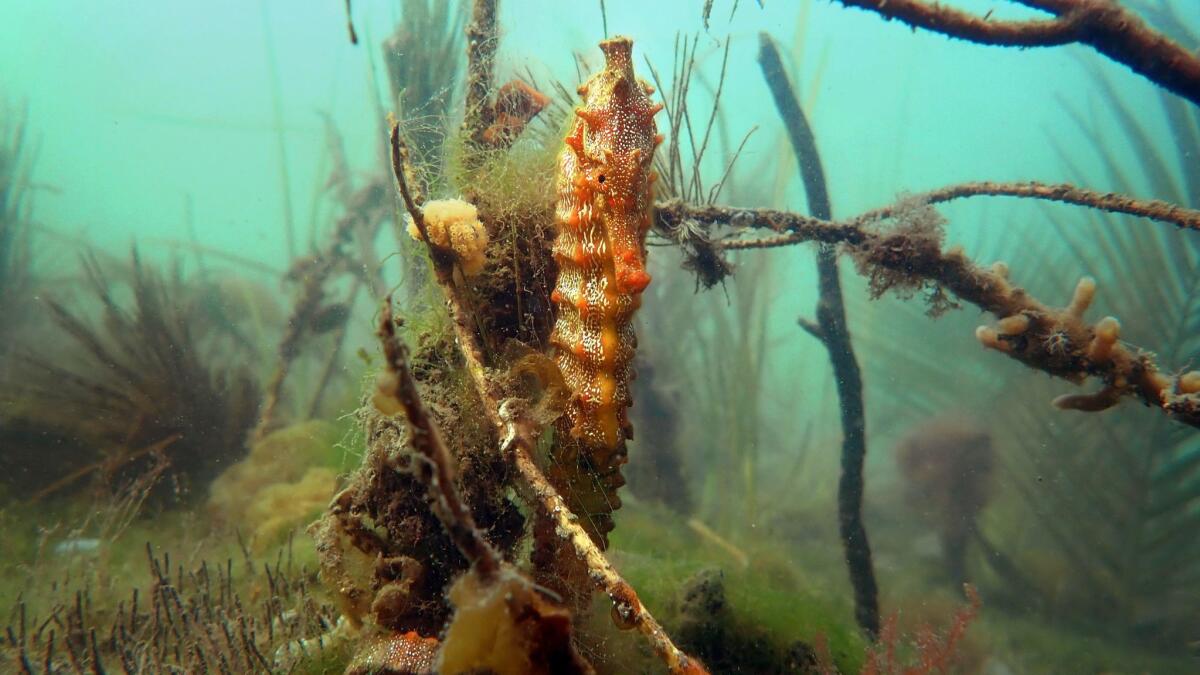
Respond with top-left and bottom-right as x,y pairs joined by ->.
548,36 -> 662,546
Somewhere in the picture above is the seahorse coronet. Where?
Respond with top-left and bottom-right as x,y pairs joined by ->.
547,36 -> 659,546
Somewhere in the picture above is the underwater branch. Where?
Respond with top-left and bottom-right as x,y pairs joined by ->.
463,0 -> 500,146
709,181 -> 1200,250
657,199 -> 1200,428
374,298 -> 501,580
831,0 -> 1200,107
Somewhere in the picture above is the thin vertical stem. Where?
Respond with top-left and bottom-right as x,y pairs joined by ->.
757,32 -> 880,638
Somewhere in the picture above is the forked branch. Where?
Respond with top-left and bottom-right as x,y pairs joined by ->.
657,198 -> 1200,428
832,0 -> 1200,107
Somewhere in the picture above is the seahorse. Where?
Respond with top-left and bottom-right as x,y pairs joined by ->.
547,36 -> 662,547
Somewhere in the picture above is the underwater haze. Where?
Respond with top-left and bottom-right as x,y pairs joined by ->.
2,1 -> 1199,673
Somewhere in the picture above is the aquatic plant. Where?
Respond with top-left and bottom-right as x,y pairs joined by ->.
637,32 -> 771,528
0,103 -> 33,366
0,544 -> 338,673
854,585 -> 982,675
980,43 -> 1200,641
381,0 -> 467,166
0,252 -> 260,503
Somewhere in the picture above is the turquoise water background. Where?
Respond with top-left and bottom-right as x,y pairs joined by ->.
1,0 -> 1186,270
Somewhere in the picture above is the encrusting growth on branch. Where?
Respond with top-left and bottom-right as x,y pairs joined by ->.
373,299 -> 593,675
254,179 -> 389,441
373,299 -> 500,580
389,121 -> 709,675
657,199 -> 1200,429
682,181 -> 1200,252
850,181 -> 1200,233
831,0 -> 1200,107
463,0 -> 500,146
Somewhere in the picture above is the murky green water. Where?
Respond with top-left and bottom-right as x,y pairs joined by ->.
2,1 -> 1198,673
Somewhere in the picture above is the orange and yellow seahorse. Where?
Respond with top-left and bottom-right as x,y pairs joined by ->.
547,35 -> 662,546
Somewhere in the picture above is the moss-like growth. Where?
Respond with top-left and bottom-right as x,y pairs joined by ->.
443,131 -> 561,352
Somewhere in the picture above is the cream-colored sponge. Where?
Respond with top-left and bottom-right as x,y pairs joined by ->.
407,198 -> 489,277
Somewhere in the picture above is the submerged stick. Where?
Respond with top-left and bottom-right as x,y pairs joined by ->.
758,32 -> 879,638
254,181 -> 386,440
463,0 -> 500,145
831,0 -> 1200,107
374,298 -> 500,580
699,180 -> 1200,252
851,180 -> 1200,233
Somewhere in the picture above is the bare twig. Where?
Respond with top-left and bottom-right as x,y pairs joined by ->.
343,0 -> 357,45
832,0 -> 1200,107
657,199 -> 1200,428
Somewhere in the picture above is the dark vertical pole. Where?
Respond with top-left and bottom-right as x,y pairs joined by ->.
757,32 -> 880,638
463,0 -> 499,147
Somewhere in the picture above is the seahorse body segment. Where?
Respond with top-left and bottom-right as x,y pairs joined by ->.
548,36 -> 661,545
